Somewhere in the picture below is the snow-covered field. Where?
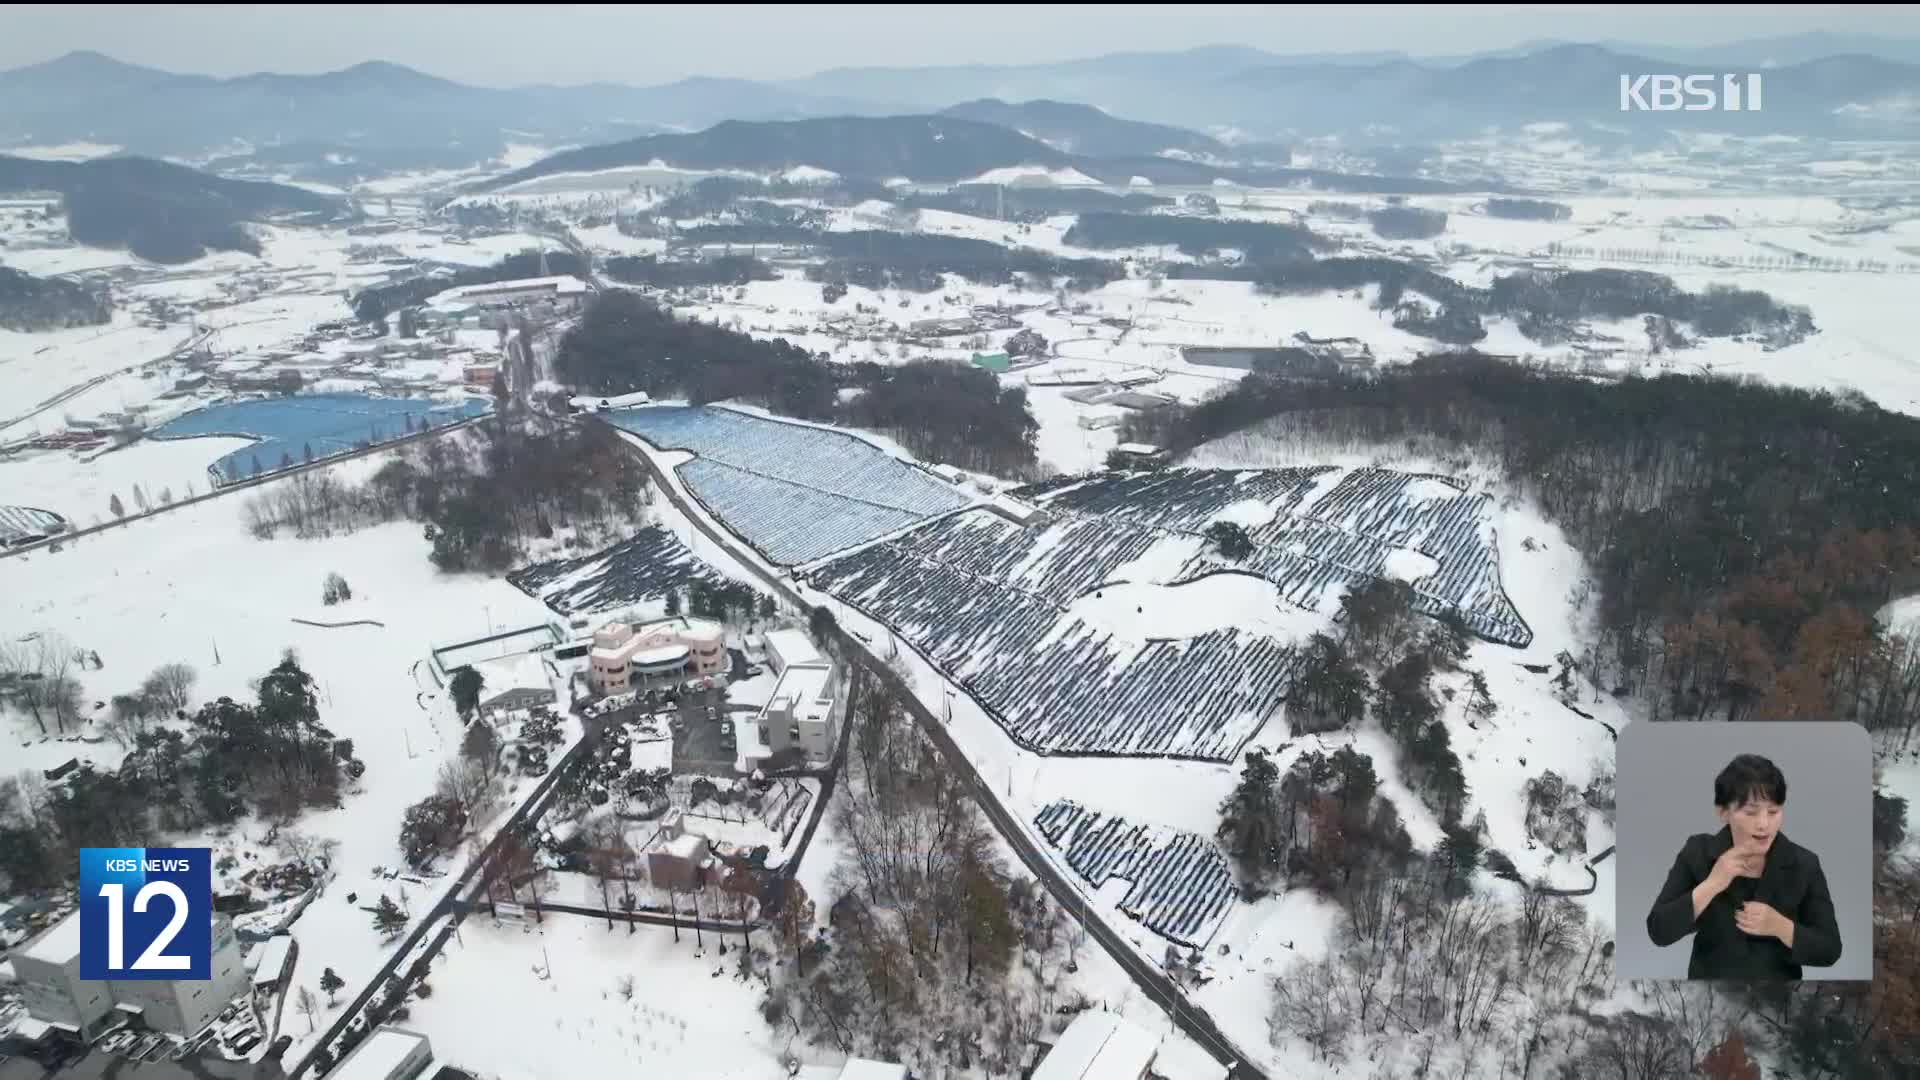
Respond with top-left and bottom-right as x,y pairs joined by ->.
1,451 -> 565,1063
407,918 -> 791,1080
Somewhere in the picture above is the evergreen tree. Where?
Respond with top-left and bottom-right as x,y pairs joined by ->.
449,666 -> 485,718
319,966 -> 345,1004
109,493 -> 125,518
1216,750 -> 1283,887
372,894 -> 408,939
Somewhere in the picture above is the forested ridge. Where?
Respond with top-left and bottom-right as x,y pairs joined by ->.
0,154 -> 341,264
671,224 -> 1122,293
558,289 -> 1038,473
0,266 -> 111,331
1126,354 -> 1920,733
1151,355 -> 1920,1077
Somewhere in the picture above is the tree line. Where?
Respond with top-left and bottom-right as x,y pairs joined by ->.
1170,259 -> 1813,347
0,266 -> 112,332
242,417 -> 649,573
601,254 -> 776,289
558,290 -> 1040,473
1122,356 -> 1920,738
1062,211 -> 1337,261
1485,198 -> 1573,221
669,224 -> 1124,293
901,184 -> 1172,222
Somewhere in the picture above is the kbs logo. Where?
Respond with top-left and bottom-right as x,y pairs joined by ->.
1620,74 -> 1764,112
80,847 -> 212,981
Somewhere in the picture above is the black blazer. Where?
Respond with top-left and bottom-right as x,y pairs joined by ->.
1646,826 -> 1842,979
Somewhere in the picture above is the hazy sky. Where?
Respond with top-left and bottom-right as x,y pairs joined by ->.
5,4 -> 1918,86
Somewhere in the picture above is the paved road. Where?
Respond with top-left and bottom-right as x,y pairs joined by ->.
610,420 -> 1265,1079
286,728 -> 599,1080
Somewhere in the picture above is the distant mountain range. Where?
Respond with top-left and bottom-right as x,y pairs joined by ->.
3,33 -> 1918,174
475,114 -> 1473,194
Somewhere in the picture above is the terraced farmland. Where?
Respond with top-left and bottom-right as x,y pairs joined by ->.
806,509 -> 1299,758
808,466 -> 1528,759
604,406 -> 970,564
507,525 -> 731,615
1035,800 -> 1236,947
1036,466 -> 1532,646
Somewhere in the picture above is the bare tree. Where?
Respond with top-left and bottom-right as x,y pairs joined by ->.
587,819 -> 631,931
101,691 -> 157,748
296,985 -> 320,1034
435,758 -> 501,829
142,662 -> 197,715
1268,956 -> 1353,1065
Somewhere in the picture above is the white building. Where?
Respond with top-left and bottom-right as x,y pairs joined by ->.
440,274 -> 589,309
1032,1010 -> 1162,1080
763,628 -> 822,675
10,911 -> 248,1040
744,659 -> 839,769
10,913 -> 111,1039
329,1025 -> 435,1080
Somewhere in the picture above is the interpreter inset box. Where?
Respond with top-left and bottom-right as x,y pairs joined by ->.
1615,722 -> 1872,981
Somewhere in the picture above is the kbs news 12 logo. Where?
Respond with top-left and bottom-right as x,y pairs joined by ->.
1620,73 -> 1764,112
80,847 -> 212,981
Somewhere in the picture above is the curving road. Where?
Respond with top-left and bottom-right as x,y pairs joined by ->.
610,419 -> 1265,1079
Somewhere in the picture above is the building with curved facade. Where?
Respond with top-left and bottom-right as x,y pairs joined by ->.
587,616 -> 727,695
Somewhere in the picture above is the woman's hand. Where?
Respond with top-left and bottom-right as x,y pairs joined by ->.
1735,901 -> 1792,943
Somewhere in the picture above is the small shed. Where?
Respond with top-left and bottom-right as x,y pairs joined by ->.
971,351 -> 1012,373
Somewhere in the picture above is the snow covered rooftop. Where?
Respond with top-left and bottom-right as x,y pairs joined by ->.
1148,1035 -> 1230,1080
662,833 -> 707,859
443,274 -> 588,301
1032,1010 -> 1162,1080
767,662 -> 835,724
18,911 -> 81,965
329,1025 -> 431,1080
249,934 -> 294,985
765,628 -> 821,670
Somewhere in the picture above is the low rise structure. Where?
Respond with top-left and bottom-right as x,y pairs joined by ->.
441,275 -> 588,309
1032,1010 -> 1162,1080
329,1025 -> 435,1080
587,616 -> 727,695
11,912 -> 248,1040
763,628 -> 822,675
645,812 -> 712,892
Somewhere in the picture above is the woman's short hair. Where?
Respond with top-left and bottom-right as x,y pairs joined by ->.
1714,753 -> 1788,808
